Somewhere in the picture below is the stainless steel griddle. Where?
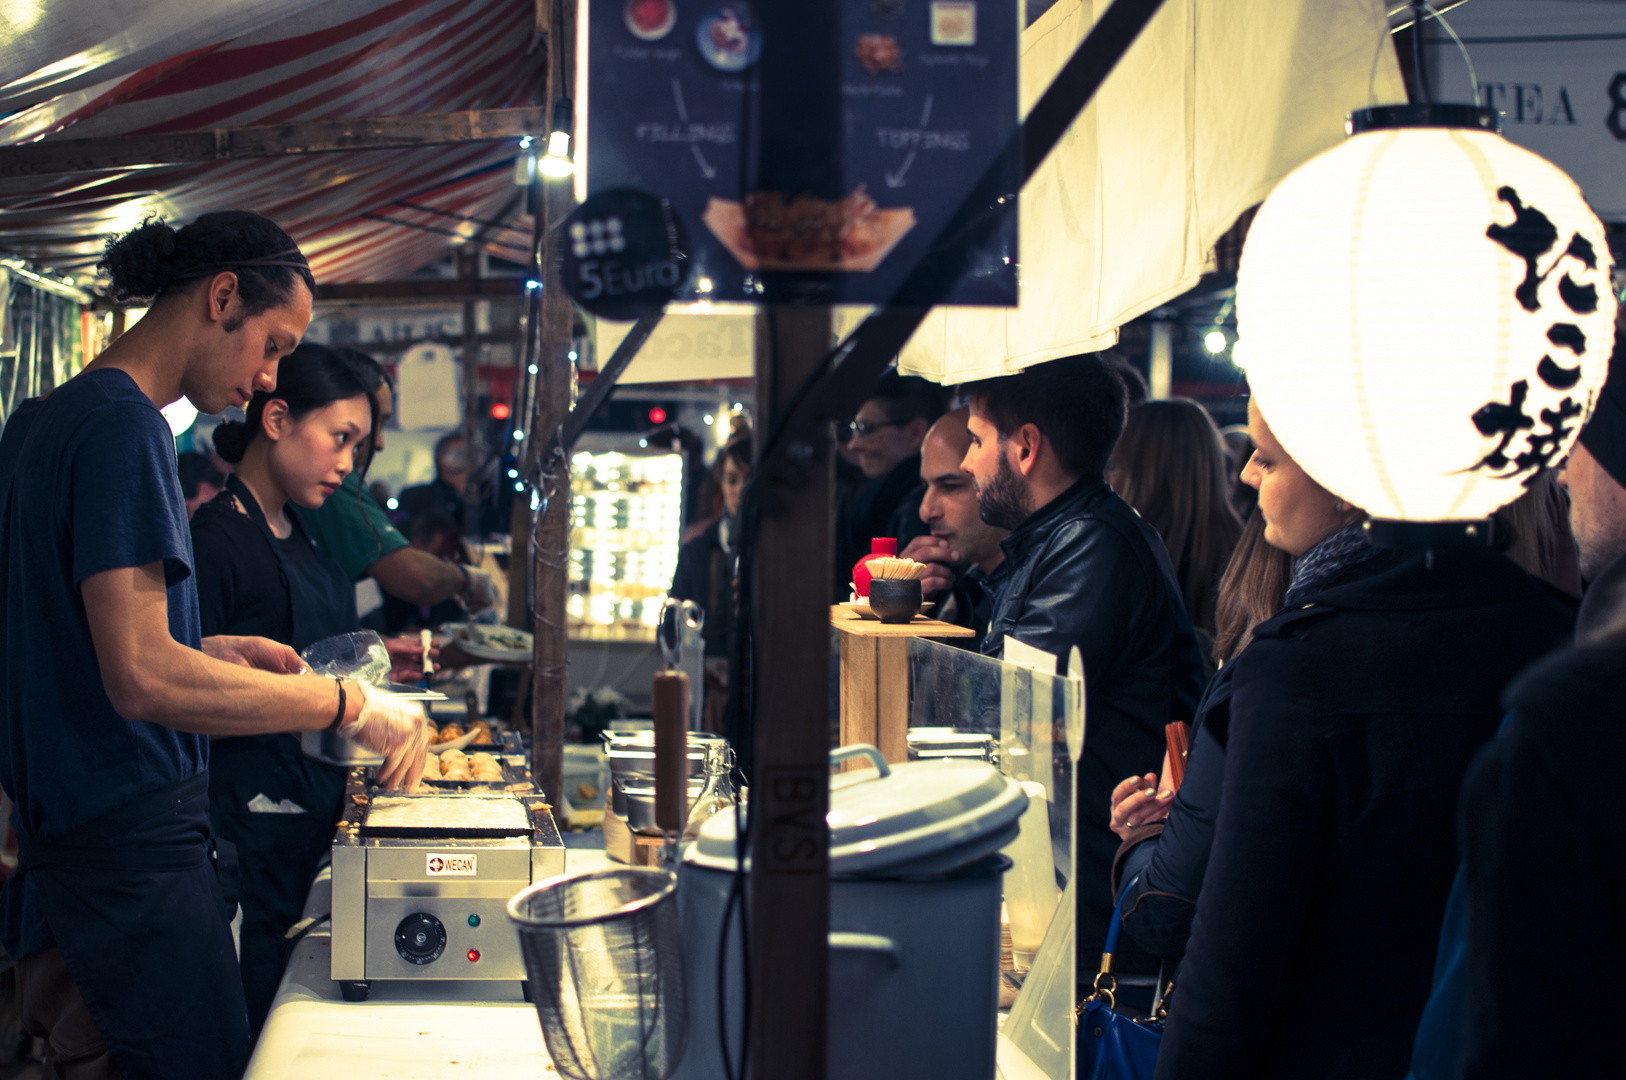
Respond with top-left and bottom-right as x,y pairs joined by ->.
329,768 -> 565,1001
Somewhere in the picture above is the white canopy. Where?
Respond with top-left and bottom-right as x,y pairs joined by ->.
853,0 -> 1409,384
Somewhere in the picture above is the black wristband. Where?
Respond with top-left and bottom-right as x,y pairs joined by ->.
457,562 -> 471,593
328,678 -> 347,731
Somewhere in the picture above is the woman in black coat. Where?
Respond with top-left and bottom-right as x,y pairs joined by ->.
1142,401 -> 1575,1080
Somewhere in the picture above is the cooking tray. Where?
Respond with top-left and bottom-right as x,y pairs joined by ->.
422,753 -> 534,793
359,793 -> 533,839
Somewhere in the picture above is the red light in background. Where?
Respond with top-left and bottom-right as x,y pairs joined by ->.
491,402 -> 511,420
467,949 -> 480,963
648,406 -> 667,425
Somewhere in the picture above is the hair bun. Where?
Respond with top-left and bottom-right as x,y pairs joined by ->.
98,218 -> 179,303
211,419 -> 252,464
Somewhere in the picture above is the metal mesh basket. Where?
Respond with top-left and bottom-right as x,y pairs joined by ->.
508,868 -> 687,1080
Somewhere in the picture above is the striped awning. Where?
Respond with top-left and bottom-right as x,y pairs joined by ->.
0,0 -> 546,285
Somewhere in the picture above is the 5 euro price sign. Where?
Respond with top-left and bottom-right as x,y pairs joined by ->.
561,188 -> 691,320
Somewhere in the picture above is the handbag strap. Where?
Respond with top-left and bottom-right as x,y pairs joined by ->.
1100,876 -> 1134,972
1081,877 -> 1138,1012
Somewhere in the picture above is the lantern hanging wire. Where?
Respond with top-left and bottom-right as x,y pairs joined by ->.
1389,2 -> 1480,105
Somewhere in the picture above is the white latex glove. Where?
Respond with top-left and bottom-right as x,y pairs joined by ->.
459,566 -> 500,614
340,681 -> 431,792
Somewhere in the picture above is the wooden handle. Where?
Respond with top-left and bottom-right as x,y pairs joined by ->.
653,671 -> 690,833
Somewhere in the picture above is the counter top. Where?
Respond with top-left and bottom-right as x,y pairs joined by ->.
245,850 -> 613,1079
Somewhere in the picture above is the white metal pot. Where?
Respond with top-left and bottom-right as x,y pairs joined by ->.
670,746 -> 1028,1080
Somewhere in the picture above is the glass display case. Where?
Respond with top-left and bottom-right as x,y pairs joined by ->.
567,441 -> 686,641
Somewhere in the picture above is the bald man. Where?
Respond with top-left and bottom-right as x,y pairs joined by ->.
899,407 -> 1009,646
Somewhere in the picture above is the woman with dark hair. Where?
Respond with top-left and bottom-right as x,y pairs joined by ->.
1106,399 -> 1243,645
1103,399 -> 1576,1079
189,343 -> 383,1036
670,437 -> 750,731
0,214 -> 426,1079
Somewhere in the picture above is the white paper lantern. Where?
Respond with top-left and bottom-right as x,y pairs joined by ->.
1237,113 -> 1617,521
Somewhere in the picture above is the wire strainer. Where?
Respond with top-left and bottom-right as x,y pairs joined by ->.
508,868 -> 687,1080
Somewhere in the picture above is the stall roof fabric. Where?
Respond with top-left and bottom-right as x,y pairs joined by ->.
833,0 -> 1408,384
0,0 -> 545,285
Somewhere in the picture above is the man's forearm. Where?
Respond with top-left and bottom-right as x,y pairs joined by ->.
368,546 -> 465,606
83,564 -> 364,736
120,640 -> 360,735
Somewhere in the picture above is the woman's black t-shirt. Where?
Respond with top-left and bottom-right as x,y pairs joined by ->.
191,490 -> 331,645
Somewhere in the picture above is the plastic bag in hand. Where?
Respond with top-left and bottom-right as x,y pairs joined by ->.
301,631 -> 391,686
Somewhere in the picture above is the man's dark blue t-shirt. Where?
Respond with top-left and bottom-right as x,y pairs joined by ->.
0,368 -> 206,960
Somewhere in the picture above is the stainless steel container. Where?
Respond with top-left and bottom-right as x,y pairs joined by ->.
613,775 -> 708,835
603,730 -> 726,784
301,728 -> 383,767
906,726 -> 999,767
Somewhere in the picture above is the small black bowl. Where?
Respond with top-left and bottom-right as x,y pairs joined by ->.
868,578 -> 922,624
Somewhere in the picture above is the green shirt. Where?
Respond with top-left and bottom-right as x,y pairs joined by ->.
297,471 -> 410,582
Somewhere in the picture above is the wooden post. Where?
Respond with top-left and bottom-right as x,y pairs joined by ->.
458,246 -> 482,540
528,0 -> 577,813
749,306 -> 834,1080
831,609 -> 974,764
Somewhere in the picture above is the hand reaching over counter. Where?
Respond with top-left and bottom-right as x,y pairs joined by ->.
339,681 -> 431,792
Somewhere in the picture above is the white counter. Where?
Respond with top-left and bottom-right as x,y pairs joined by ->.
245,849 -> 613,1080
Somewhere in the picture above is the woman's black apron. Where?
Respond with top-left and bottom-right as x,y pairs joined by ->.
19,773 -> 247,1080
207,475 -> 356,1035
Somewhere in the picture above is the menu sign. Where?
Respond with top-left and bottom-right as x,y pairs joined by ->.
585,0 -> 1019,306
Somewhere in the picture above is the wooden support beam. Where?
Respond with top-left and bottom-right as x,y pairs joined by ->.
0,106 -> 548,178
749,306 -> 835,1080
458,246 -> 483,540
320,332 -> 524,357
529,0 -> 577,814
310,278 -> 530,305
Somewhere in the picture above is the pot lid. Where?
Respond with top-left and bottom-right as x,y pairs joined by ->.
689,747 -> 1027,876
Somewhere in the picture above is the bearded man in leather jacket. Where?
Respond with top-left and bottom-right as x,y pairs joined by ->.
963,354 -> 1205,960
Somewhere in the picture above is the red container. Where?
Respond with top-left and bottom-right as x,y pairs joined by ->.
851,537 -> 898,598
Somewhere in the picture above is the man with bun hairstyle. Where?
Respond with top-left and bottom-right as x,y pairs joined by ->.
0,214 -> 430,1079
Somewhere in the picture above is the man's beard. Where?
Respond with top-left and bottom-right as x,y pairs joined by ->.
976,452 -> 1033,531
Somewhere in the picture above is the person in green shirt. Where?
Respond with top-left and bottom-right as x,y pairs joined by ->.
300,351 -> 499,610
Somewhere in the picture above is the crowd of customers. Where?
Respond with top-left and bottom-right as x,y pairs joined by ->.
684,340 -> 1619,1077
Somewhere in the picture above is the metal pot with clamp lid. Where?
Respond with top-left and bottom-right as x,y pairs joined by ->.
673,745 -> 1029,1080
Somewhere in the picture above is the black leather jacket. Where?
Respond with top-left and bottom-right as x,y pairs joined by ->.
982,474 -> 1204,957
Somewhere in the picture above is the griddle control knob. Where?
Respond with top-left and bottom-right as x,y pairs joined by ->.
395,912 -> 447,965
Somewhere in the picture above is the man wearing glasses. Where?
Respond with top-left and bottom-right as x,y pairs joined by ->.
837,372 -> 947,590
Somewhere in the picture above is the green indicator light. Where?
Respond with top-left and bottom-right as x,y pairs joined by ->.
468,914 -> 481,928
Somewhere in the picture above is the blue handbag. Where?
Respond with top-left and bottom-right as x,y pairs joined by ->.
1077,881 -> 1164,1080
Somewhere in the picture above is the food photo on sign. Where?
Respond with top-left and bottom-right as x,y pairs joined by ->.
583,0 -> 1021,305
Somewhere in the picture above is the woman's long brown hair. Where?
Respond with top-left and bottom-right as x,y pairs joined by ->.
1210,508 -> 1295,664
1111,398 -> 1245,637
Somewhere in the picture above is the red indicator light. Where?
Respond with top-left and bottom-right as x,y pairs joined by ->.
491,402 -> 511,420
648,406 -> 667,424
467,949 -> 480,963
